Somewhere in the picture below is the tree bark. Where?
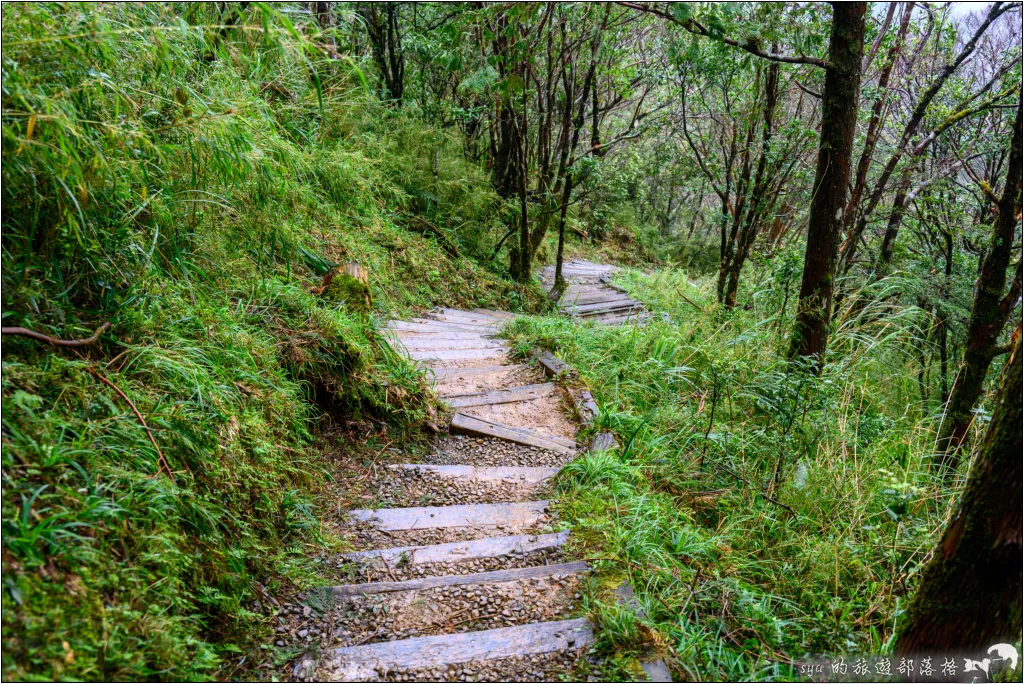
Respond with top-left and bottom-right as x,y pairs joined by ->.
936,95 -> 1023,462
788,2 -> 866,367
896,330 -> 1022,654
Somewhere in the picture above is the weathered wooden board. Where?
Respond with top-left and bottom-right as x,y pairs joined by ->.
450,414 -> 576,454
445,382 -> 558,408
414,316 -> 498,329
348,500 -> 550,531
408,347 -> 509,361
327,560 -> 589,598
423,312 -> 503,327
472,308 -> 516,321
560,291 -> 634,307
327,618 -> 593,680
535,350 -> 572,378
430,364 -> 527,382
385,464 -> 560,484
342,531 -> 570,566
453,413 -> 578,446
570,299 -> 642,316
396,338 -> 504,351
387,320 -> 495,334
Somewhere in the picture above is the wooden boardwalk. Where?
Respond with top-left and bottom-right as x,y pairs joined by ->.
539,260 -> 649,325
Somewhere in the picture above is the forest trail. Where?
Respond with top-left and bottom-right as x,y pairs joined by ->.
540,260 -> 648,325
293,308 -> 596,681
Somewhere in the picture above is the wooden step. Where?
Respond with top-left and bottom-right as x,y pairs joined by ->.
445,382 -> 558,408
561,290 -> 634,307
343,531 -> 570,567
408,348 -> 509,361
387,320 -> 494,334
430,364 -> 528,382
436,308 -> 505,323
349,501 -> 551,532
452,414 -> 577,447
327,560 -> 589,598
472,308 -> 516,321
422,313 -> 502,327
450,414 -> 577,455
386,464 -> 560,484
569,299 -> 642,316
396,338 -> 504,351
323,617 -> 593,681
388,330 -> 496,340
414,315 -> 497,329
593,311 -> 651,326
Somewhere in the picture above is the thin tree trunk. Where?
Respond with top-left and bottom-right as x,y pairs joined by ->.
725,59 -> 781,309
838,2 -> 914,272
788,2 -> 867,367
936,95 -> 1023,462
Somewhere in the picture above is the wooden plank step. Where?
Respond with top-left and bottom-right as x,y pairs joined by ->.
415,314 -> 497,328
472,308 -> 516,321
422,313 -> 502,327
395,338 -> 504,351
342,531 -> 570,566
386,464 -> 560,484
430,364 -> 527,382
593,311 -> 651,326
436,308 -> 505,323
327,560 -> 589,598
387,321 -> 494,334
445,382 -> 558,408
325,617 -> 593,680
388,329 -> 496,340
535,351 -> 572,378
569,299 -> 642,315
561,291 -> 634,307
450,414 -> 576,454
349,500 -> 551,532
408,348 -> 509,361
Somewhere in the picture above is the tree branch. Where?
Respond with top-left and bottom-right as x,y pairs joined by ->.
2,321 -> 111,347
616,2 -> 833,69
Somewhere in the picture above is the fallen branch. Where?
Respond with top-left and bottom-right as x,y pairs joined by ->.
2,321 -> 111,347
86,367 -> 180,483
673,286 -> 705,313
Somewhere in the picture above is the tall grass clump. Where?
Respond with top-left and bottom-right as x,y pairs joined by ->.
506,263 -> 966,680
1,3 -> 532,679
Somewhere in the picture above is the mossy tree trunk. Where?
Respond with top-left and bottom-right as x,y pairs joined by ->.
788,2 -> 866,367
896,330 -> 1022,653
936,95 -> 1022,464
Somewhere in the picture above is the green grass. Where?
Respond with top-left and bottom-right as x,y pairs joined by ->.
505,265 -> 969,681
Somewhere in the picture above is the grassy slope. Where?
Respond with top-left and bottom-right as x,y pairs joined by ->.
1,5 -> 539,680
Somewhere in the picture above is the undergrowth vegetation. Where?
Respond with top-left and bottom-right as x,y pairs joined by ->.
1,4 -> 536,679
506,265 -> 971,680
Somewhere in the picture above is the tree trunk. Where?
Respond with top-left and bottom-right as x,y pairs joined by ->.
788,2 -> 866,367
359,4 -> 405,105
896,330 -> 1022,654
838,2 -> 914,272
724,59 -> 780,310
936,95 -> 1023,462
